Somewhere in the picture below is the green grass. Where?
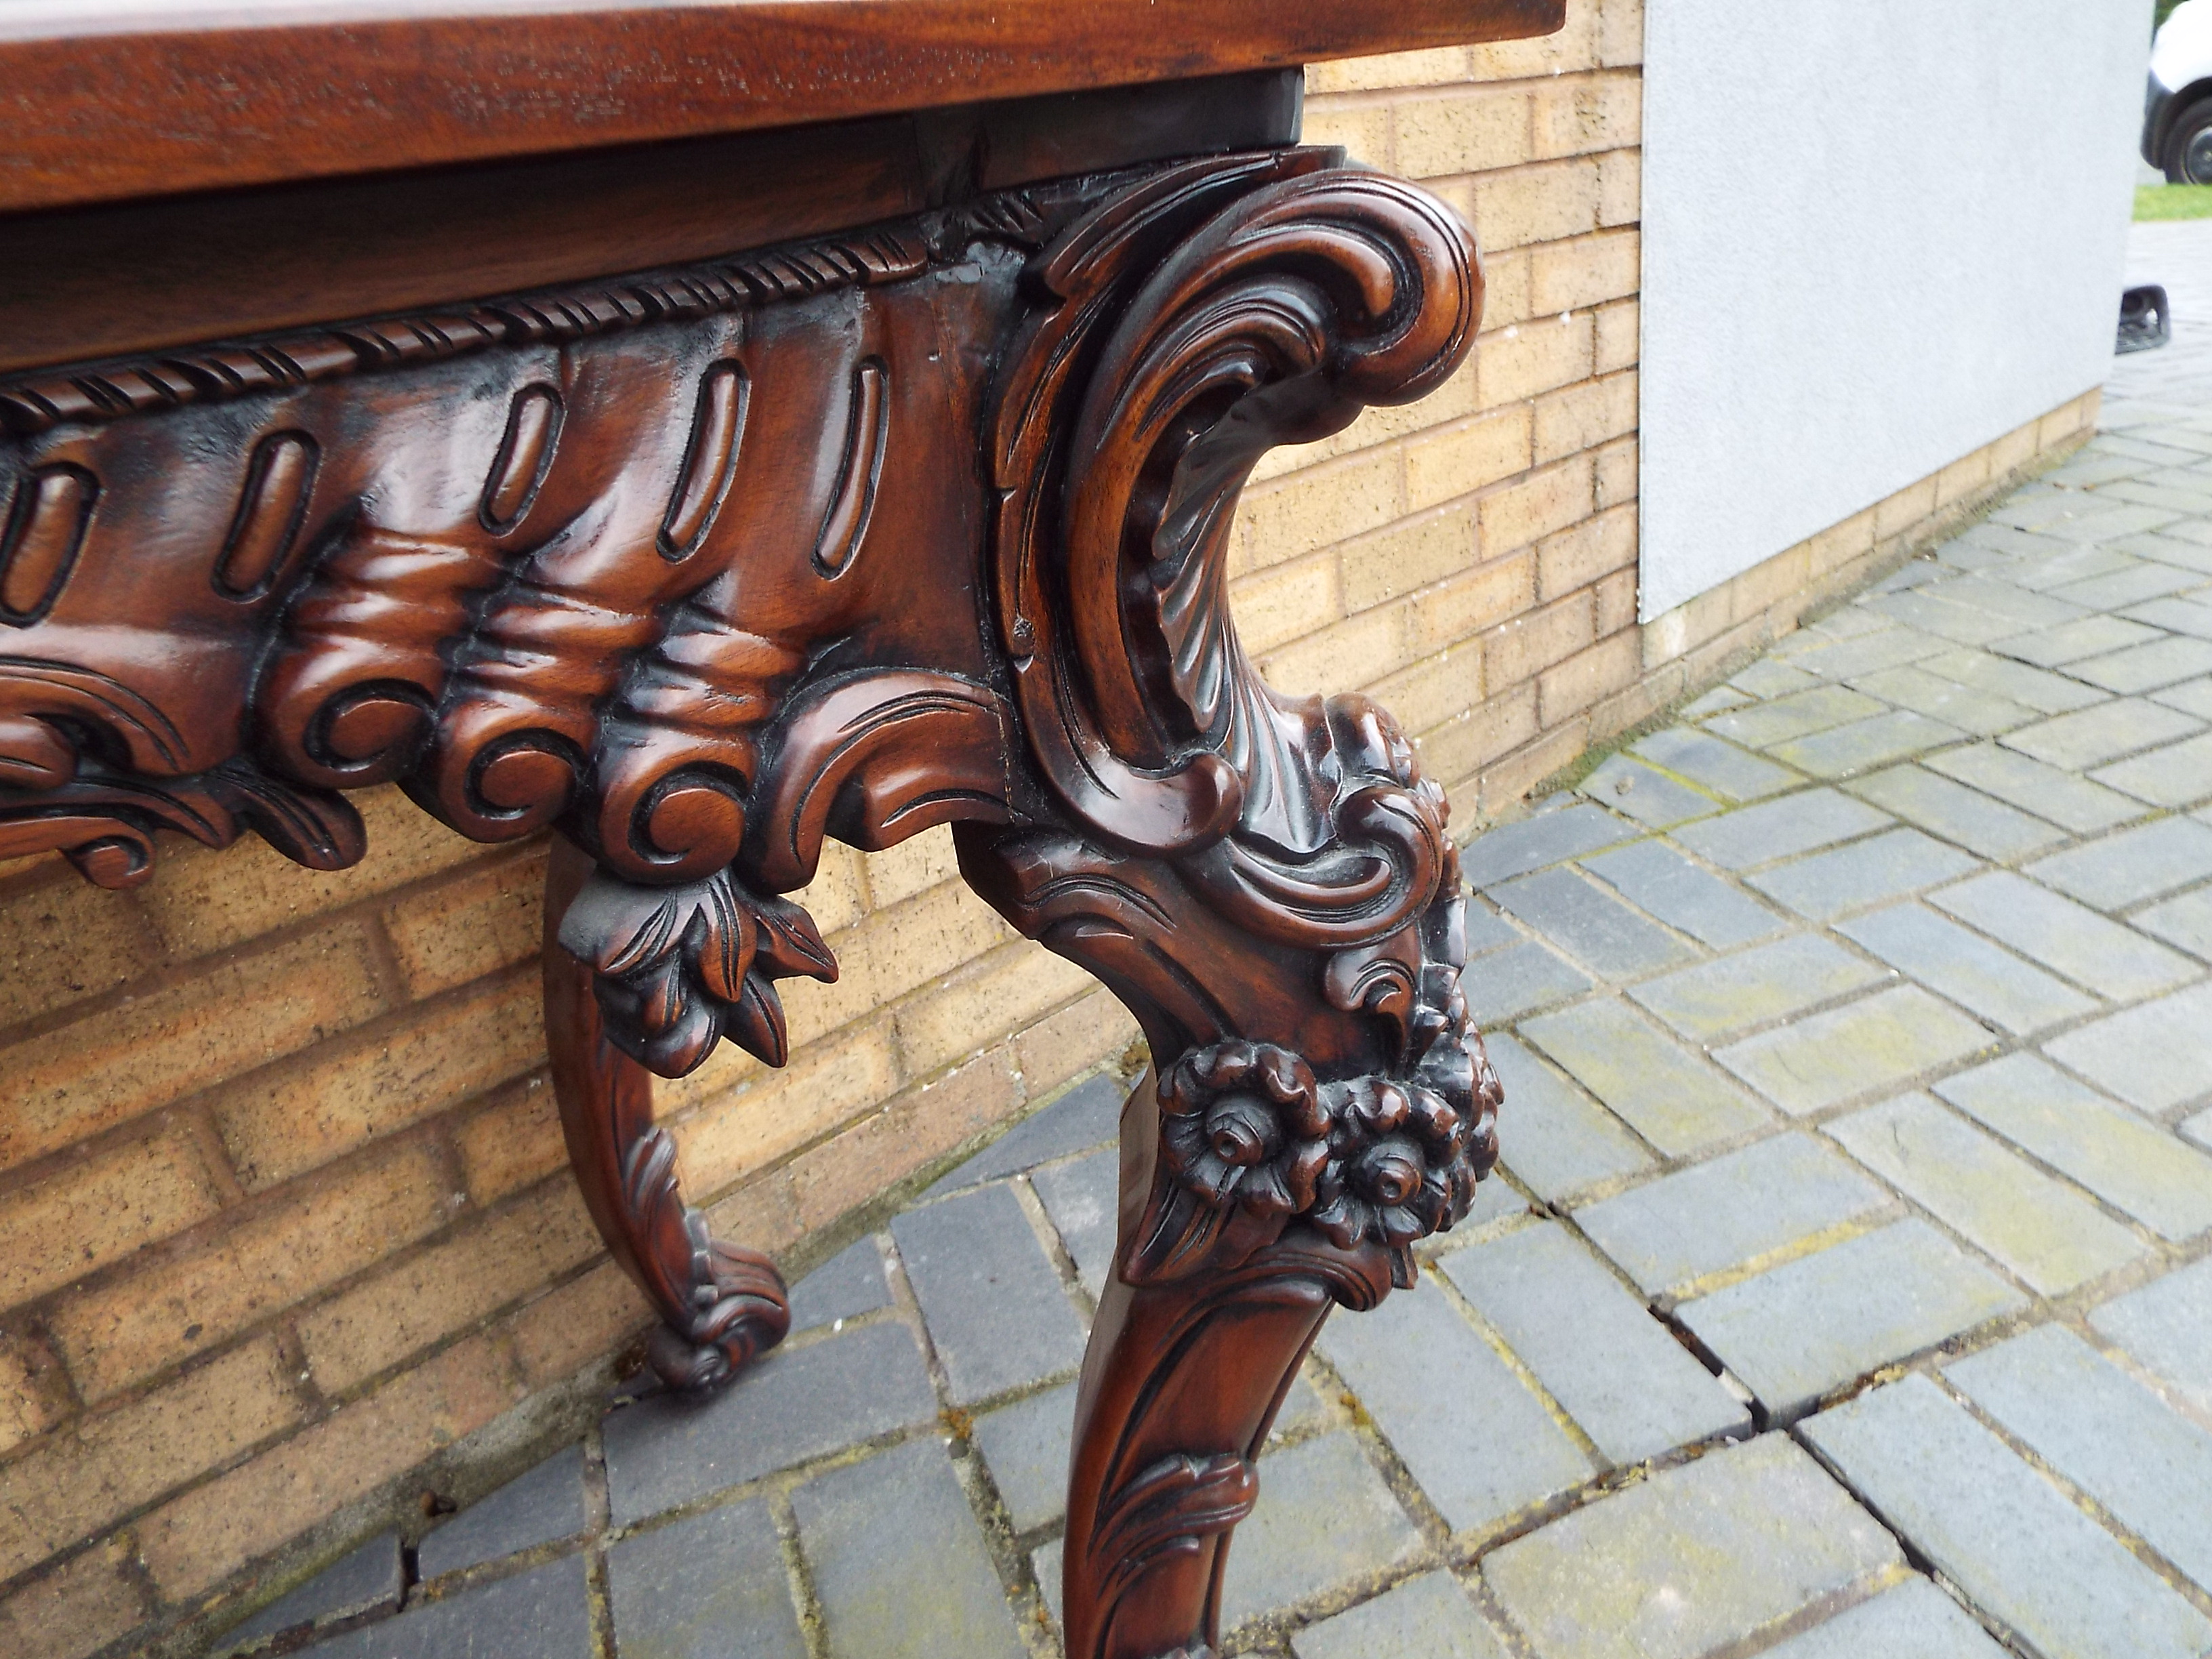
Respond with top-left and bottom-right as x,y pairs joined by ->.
2137,184 -> 2212,221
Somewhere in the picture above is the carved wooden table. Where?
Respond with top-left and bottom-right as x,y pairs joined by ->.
0,5 -> 1561,1653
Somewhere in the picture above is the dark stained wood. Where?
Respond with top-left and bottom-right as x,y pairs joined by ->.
0,71 -> 1303,373
0,16 -> 1559,1647
0,0 -> 1565,213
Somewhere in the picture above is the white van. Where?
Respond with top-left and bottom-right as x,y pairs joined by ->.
2146,0 -> 2212,182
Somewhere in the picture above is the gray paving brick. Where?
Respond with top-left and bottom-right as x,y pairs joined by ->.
892,1183 -> 1088,1404
1629,935 -> 1882,1042
1492,868 -> 1698,979
1868,590 -> 2033,647
1464,940 -> 1593,1025
1481,1435 -> 1898,1659
1030,1541 -> 1061,1626
607,1496 -> 806,1659
2093,729 -> 2212,806
1923,741 -> 2147,833
1847,665 -> 2037,736
1672,789 -> 1893,872
1631,726 -> 1801,800
1713,987 -> 1993,1115
1461,804 -> 1639,890
1836,903 -> 2095,1035
787,1238 -> 893,1335
1521,1000 -> 1772,1156
794,1439 -> 1025,1659
1290,1571 -> 1507,1659
417,1448 -> 587,1582
2026,816 -> 2212,911
1767,710 -> 1967,781
1464,900 -> 1520,954
1729,659 -> 1820,699
970,1381 -> 1074,1535
1946,1325 -> 2212,1593
1578,840 -> 1785,949
1576,752 -> 1722,827
2067,634 -> 2212,695
1442,1223 -> 1748,1466
1826,1093 -> 2145,1295
2005,541 -> 2138,591
1031,1148 -> 1116,1299
1485,1033 -> 1653,1202
602,1322 -> 937,1525
1747,828 -> 1982,920
2091,1257 -> 2212,1419
2125,594 -> 2212,638
1315,1276 -> 1592,1537
302,1555 -> 592,1659
1999,697 -> 2204,770
923,1072 -> 1122,1196
1452,1171 -> 1532,1234
2186,1106 -> 2212,1151
1675,1222 -> 2024,1419
1937,1054 -> 2212,1240
2052,505 -> 2193,545
1219,1431 -> 1425,1630
225,1534 -> 402,1652
1838,764 -> 2066,860
1928,871 -> 2199,999
1572,1133 -> 1892,1298
1800,1375 -> 2212,1659
1953,519 -> 2075,562
2136,884 -> 2212,958
1994,614 -> 2164,667
1917,647 -> 2108,713
1922,573 -> 2095,633
1685,683 -> 1757,716
1707,687 -> 1887,751
2043,981 -> 2212,1112
2049,558 -> 2204,609
2100,479 -> 2204,513
2154,674 -> 2212,718
1755,1577 -> 2008,1659
1784,625 -> 1954,681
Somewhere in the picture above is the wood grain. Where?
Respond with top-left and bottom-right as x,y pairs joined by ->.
0,71 -> 1299,373
0,0 -> 1565,213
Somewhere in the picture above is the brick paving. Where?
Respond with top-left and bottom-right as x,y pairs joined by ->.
225,247 -> 2212,1659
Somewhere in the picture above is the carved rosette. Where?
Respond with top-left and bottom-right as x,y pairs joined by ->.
1132,876 -> 1502,1291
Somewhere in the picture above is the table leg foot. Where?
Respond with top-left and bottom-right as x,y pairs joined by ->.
542,836 -> 797,1390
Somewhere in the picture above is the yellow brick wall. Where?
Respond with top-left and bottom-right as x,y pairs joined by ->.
0,3 -> 2097,1650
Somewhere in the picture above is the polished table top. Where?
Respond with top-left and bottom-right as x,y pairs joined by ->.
0,0 -> 1563,213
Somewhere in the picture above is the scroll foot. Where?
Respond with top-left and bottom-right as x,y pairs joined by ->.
543,837 -> 804,1390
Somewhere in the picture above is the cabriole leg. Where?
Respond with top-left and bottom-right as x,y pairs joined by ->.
542,836 -> 794,1390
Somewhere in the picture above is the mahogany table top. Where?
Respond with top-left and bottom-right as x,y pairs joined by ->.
0,1 -> 1563,213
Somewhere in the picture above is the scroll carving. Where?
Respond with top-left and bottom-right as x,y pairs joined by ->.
960,151 -> 1498,1658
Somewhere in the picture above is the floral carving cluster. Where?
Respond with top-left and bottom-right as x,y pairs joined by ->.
1153,972 -> 1501,1287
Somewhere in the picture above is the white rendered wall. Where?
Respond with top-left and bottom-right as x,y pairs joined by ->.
1637,0 -> 2146,621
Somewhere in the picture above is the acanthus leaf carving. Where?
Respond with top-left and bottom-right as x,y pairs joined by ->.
966,152 -> 1496,1659
556,863 -> 838,1078
1088,1452 -> 1258,1614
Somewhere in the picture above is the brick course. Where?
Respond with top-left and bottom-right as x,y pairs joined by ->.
0,3 -> 2104,1647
